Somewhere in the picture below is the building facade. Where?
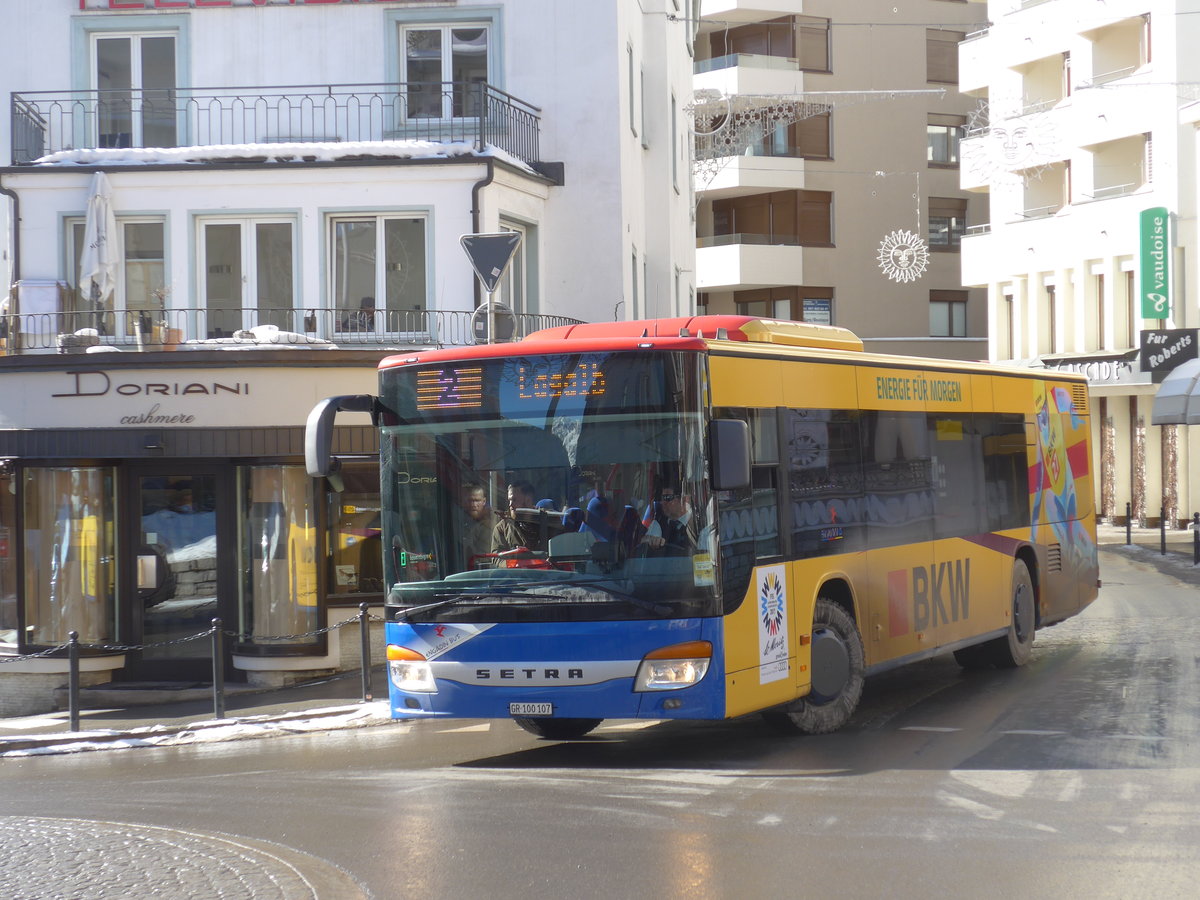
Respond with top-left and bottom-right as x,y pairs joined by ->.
692,0 -> 988,360
958,0 -> 1200,525
0,0 -> 696,713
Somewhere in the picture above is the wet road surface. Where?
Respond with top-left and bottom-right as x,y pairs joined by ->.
2,548 -> 1198,899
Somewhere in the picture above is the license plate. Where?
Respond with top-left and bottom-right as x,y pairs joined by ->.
509,702 -> 553,717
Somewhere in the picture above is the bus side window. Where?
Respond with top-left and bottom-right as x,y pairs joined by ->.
981,413 -> 1027,533
786,409 -> 863,557
930,414 -> 986,540
861,410 -> 934,548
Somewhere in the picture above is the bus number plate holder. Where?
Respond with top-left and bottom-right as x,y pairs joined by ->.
509,703 -> 553,717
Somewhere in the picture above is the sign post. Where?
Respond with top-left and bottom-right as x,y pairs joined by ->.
460,232 -> 523,344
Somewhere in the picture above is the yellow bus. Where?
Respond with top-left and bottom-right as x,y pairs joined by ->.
307,315 -> 1099,738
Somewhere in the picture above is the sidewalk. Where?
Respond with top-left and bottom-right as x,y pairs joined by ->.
0,668 -> 396,758
4,526 -> 1197,758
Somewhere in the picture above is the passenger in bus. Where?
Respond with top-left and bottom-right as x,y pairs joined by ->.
490,480 -> 546,552
458,483 -> 496,562
640,485 -> 697,556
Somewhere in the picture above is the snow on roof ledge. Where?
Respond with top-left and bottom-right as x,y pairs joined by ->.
32,140 -> 536,173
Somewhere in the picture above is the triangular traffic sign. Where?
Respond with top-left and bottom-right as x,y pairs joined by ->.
460,232 -> 522,293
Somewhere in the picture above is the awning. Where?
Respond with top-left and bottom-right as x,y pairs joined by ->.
1151,358 -> 1200,424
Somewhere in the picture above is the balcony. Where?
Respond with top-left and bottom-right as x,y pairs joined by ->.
10,82 -> 542,166
0,306 -> 581,356
696,234 -> 808,290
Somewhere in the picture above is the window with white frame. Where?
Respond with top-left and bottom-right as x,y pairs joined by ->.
199,218 -> 295,338
927,115 -> 964,166
69,217 -> 166,339
403,23 -> 490,119
497,220 -> 531,315
92,32 -> 177,148
330,215 -> 428,331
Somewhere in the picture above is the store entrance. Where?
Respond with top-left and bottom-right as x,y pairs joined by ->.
122,466 -> 235,682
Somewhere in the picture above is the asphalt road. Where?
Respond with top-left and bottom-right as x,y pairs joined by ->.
1,547 -> 1198,900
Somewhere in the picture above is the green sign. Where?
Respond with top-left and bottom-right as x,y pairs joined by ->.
1140,207 -> 1170,319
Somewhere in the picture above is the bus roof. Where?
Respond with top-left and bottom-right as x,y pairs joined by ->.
378,316 -> 862,369
378,315 -> 1085,385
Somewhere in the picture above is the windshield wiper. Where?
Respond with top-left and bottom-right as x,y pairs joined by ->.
394,588 -> 570,620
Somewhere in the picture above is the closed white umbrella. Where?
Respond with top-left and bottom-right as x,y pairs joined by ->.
80,172 -> 118,308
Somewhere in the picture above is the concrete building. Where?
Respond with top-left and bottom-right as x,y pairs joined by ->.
958,0 -> 1200,525
0,0 -> 695,713
692,0 -> 988,360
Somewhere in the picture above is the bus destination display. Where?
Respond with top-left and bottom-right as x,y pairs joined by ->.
415,361 -> 607,411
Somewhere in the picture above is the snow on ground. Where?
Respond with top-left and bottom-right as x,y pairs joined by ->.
0,701 -> 394,758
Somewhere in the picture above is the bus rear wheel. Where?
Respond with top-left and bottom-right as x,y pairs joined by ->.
513,717 -> 603,740
762,597 -> 864,735
990,557 -> 1035,668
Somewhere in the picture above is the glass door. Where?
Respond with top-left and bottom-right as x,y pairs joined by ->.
125,468 -> 230,681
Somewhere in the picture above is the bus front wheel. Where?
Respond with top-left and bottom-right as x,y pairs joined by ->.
762,597 -> 864,735
513,717 -> 603,740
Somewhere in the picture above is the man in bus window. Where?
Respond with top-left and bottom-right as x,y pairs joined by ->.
490,480 -> 544,552
640,485 -> 697,556
459,483 -> 496,563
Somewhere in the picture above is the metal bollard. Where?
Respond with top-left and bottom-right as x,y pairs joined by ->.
1126,502 -> 1132,546
1161,506 -> 1167,556
360,602 -> 373,702
67,631 -> 80,733
1194,512 -> 1199,566
211,618 -> 225,719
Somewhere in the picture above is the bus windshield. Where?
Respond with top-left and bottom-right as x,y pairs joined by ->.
377,350 -> 720,621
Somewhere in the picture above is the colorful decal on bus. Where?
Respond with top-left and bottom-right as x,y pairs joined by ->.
757,565 -> 788,684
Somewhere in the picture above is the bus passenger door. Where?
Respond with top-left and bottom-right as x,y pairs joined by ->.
860,409 -> 935,664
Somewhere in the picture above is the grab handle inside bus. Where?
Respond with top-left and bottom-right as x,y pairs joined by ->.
708,418 -> 751,491
305,394 -> 379,488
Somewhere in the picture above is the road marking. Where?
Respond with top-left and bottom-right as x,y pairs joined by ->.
437,723 -> 491,733
901,726 -> 961,732
1001,730 -> 1066,736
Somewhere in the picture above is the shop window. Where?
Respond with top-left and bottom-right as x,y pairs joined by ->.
21,467 -> 116,646
239,466 -> 319,648
0,462 -> 16,646
326,462 -> 385,599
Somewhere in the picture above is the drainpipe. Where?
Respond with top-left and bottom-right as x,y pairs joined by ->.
469,157 -> 495,309
0,175 -> 20,285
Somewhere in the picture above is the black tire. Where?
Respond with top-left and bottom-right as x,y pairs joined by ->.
989,558 -> 1036,668
762,597 -> 865,735
513,716 -> 603,740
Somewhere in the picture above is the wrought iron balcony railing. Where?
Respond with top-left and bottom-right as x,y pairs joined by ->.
11,81 -> 541,165
0,306 -> 582,356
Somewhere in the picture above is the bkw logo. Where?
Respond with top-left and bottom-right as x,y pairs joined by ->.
887,559 -> 971,636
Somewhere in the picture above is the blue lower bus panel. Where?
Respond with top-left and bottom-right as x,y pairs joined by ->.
384,618 -> 725,721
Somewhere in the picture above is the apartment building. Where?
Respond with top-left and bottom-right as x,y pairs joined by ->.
0,0 -> 695,712
692,0 -> 987,360
959,0 -> 1200,524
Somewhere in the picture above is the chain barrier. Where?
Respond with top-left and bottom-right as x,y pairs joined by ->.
2,603 -> 385,730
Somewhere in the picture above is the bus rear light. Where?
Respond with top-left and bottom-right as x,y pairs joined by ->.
634,641 -> 712,692
387,645 -> 436,693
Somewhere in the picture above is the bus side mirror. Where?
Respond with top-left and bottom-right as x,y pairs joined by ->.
709,418 -> 750,491
305,394 -> 378,486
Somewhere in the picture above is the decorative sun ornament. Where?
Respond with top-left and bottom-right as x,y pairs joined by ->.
877,229 -> 930,283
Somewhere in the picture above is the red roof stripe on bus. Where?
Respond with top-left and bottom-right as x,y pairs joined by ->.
378,335 -> 710,368
524,315 -> 760,342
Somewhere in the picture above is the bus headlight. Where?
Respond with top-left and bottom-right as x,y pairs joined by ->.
633,641 -> 712,692
387,645 -> 436,692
